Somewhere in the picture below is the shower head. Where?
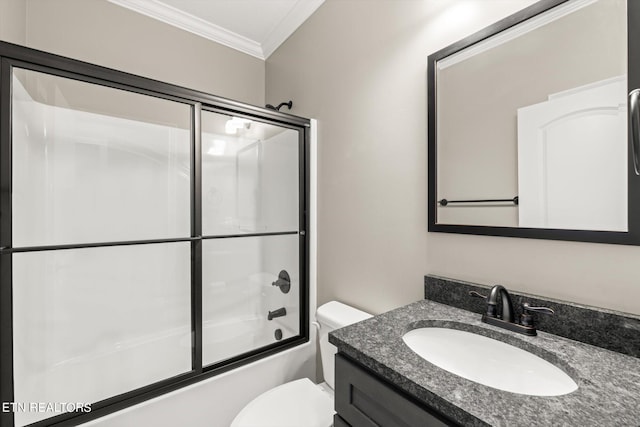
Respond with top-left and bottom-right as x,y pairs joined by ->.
265,100 -> 293,111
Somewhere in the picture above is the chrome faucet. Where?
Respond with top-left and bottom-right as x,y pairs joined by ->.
470,285 -> 553,336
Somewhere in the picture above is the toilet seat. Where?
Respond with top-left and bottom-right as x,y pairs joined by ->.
230,378 -> 334,427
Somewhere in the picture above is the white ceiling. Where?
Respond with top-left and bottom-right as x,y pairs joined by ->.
107,0 -> 325,60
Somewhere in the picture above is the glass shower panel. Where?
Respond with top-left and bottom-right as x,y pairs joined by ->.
12,243 -> 191,427
201,111 -> 299,236
202,235 -> 300,366
11,68 -> 191,247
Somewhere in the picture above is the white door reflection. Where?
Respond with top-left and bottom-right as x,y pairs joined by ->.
518,76 -> 627,231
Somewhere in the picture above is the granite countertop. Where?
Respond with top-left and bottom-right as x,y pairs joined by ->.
329,299 -> 640,426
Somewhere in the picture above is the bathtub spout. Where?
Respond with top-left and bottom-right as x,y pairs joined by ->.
268,307 -> 287,321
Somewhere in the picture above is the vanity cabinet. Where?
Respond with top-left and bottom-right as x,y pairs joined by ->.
334,353 -> 456,427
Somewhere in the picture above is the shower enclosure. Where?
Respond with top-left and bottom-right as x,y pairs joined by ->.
0,42 -> 309,427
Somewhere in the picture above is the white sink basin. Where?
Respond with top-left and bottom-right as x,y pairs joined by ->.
402,327 -> 578,396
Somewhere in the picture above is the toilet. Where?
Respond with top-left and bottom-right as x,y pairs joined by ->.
230,301 -> 372,427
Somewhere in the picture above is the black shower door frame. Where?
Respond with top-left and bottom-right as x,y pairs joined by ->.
0,40 -> 310,427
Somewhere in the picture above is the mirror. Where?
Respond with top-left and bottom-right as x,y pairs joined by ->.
428,0 -> 640,245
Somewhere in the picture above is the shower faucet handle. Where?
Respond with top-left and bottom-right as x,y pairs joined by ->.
271,270 -> 291,294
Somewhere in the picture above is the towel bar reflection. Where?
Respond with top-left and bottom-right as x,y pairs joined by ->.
438,197 -> 519,206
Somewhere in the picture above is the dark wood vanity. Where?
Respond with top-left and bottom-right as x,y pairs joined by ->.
334,354 -> 455,427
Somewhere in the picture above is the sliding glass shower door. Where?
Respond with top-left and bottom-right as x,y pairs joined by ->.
200,111 -> 301,366
10,68 -> 193,427
1,46 -> 308,427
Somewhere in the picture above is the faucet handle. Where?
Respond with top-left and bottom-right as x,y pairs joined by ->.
469,290 -> 487,299
523,302 -> 554,315
469,290 -> 498,318
520,302 -> 554,327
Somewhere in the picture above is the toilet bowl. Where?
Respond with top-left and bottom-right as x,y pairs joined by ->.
230,301 -> 372,427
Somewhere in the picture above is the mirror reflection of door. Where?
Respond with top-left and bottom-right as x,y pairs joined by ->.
518,76 -> 627,231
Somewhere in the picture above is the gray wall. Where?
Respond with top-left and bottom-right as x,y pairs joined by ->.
0,0 -> 26,45
0,0 -> 265,106
266,0 -> 640,316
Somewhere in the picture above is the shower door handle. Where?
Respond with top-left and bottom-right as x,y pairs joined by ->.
630,89 -> 640,175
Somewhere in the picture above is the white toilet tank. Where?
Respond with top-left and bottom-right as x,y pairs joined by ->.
316,301 -> 372,390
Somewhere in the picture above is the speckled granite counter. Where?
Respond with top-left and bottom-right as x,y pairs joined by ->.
329,299 -> 640,426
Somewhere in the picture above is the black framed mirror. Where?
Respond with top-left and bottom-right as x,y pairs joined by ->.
428,0 -> 640,245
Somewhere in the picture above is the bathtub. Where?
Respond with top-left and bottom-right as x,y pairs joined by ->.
14,310 -> 306,427
80,328 -> 316,427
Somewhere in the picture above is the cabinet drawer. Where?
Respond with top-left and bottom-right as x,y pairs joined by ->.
335,353 -> 455,427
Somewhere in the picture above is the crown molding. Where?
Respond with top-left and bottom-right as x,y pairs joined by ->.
108,0 -> 325,60
262,0 -> 324,59
107,0 -> 265,59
